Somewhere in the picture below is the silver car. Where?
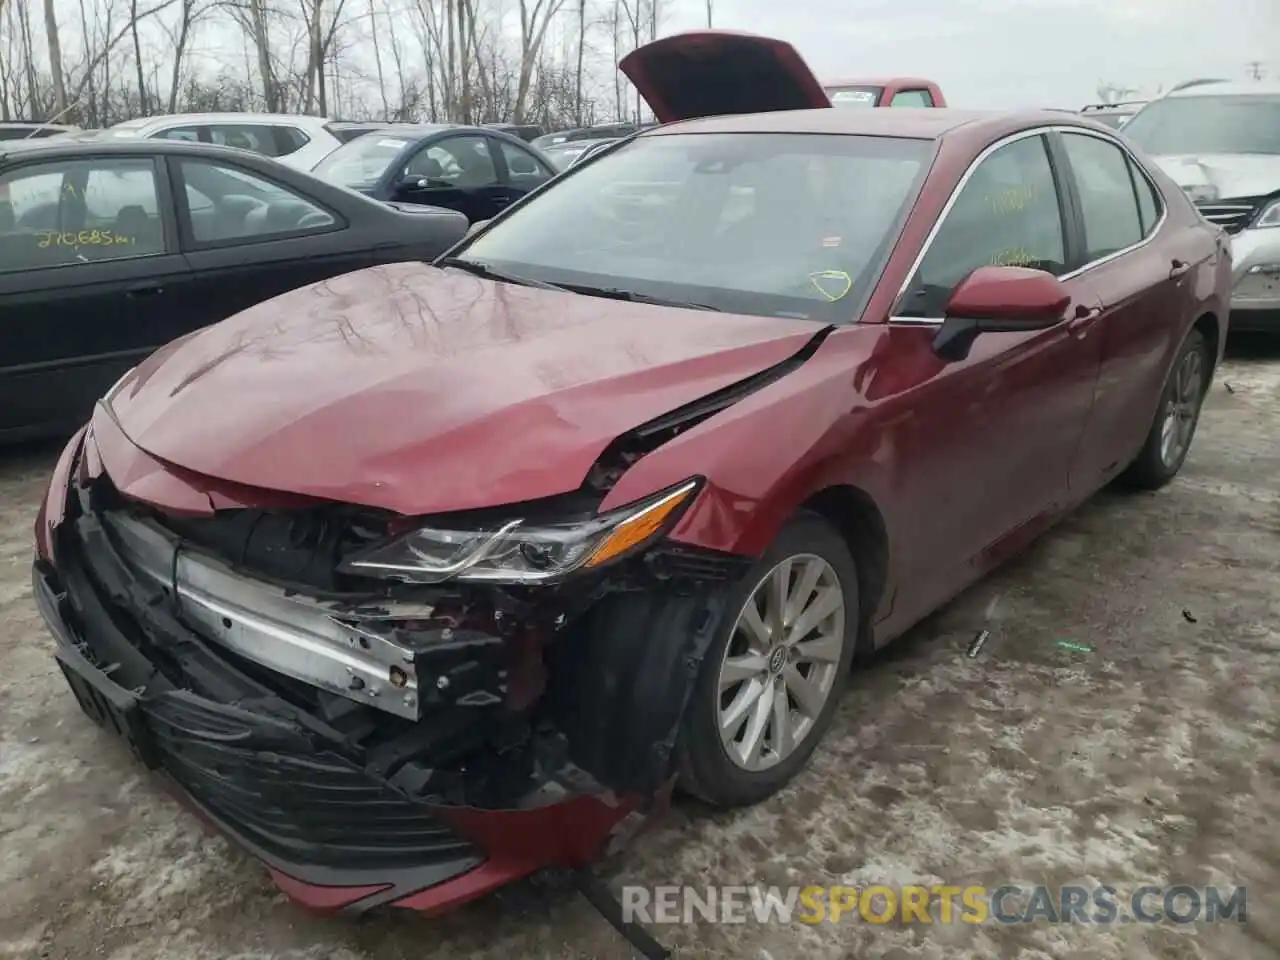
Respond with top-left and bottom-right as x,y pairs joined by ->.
1122,82 -> 1280,332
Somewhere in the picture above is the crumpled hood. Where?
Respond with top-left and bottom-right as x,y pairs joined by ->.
1150,154 -> 1280,200
106,262 -> 823,515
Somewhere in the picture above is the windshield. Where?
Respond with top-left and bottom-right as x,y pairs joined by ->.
826,86 -> 882,108
1122,95 -> 1280,155
312,134 -> 414,188
459,132 -> 931,321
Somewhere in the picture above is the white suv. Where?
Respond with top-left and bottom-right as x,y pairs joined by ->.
104,113 -> 347,171
1122,82 -> 1280,333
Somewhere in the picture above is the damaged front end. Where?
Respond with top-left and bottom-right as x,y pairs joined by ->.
36,423 -> 750,913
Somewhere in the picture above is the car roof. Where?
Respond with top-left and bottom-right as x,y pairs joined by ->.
110,113 -> 333,129
824,77 -> 936,87
1163,80 -> 1280,98
0,137 -> 302,163
643,107 -> 1078,141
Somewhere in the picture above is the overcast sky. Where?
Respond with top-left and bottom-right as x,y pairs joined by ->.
657,0 -> 1278,109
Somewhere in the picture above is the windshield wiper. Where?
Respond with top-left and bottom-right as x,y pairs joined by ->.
437,257 -> 566,291
560,284 -> 723,311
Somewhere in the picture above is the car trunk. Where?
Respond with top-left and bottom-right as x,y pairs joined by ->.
618,30 -> 832,123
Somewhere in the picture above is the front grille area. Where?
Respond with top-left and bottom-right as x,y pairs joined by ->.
146,694 -> 478,869
1196,197 -> 1261,234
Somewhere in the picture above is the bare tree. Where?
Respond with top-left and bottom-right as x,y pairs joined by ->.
512,0 -> 569,121
43,0 -> 69,115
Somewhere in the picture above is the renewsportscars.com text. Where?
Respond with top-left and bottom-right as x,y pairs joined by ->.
621,884 -> 1247,926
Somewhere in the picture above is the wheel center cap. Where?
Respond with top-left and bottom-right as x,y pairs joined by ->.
768,646 -> 787,674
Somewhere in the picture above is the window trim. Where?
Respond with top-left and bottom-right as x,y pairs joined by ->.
0,154 -> 177,275
167,155 -> 347,252
888,124 -> 1168,326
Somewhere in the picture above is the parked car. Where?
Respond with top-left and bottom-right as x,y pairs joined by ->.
484,123 -> 544,142
1121,81 -> 1280,332
34,29 -> 1227,931
0,122 -> 79,140
824,77 -> 947,107
531,122 -> 643,149
542,136 -> 619,170
0,138 -> 468,441
104,113 -> 347,170
566,138 -> 620,169
1079,101 -> 1147,129
310,124 -> 557,223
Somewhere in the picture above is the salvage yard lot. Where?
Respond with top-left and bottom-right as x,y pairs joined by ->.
1,343 -> 1278,960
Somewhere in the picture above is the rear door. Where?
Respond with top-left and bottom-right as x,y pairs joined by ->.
1050,128 -> 1208,489
0,153 -> 192,438
169,155 -> 383,330
619,30 -> 832,122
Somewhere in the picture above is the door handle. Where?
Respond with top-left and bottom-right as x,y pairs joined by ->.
492,195 -> 515,207
1067,304 -> 1102,337
125,284 -> 164,298
1169,259 -> 1191,280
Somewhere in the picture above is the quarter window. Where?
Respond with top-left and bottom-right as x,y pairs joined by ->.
203,125 -> 286,157
0,158 -> 166,273
899,134 -> 1066,318
178,159 -> 337,243
1061,132 -> 1143,261
1129,157 -> 1163,237
890,89 -> 933,107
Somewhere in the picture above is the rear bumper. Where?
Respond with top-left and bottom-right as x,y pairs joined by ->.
34,526 -> 636,915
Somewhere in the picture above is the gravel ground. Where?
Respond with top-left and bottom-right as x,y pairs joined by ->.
1,340 -> 1277,960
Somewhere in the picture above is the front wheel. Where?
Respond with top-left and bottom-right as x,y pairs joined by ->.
676,513 -> 859,807
1121,328 -> 1210,490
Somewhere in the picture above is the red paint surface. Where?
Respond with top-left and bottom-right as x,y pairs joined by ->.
104,263 -> 821,516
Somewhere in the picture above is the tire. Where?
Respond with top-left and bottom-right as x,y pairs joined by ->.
1120,328 -> 1210,490
676,512 -> 859,807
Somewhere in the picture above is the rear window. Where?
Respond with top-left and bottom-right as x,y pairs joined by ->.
461,132 -> 931,322
826,86 -> 882,108
1122,94 -> 1280,155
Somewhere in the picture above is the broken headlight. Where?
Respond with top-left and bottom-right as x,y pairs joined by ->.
339,479 -> 700,585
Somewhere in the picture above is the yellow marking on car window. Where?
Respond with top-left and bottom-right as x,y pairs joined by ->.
35,229 -> 136,249
987,185 -> 1037,216
809,270 -> 853,302
989,247 -> 1038,267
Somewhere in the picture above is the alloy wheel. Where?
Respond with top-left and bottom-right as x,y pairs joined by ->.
1160,348 -> 1204,468
716,554 -> 846,772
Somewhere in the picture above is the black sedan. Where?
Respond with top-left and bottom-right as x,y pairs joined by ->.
310,125 -> 557,224
0,137 -> 469,442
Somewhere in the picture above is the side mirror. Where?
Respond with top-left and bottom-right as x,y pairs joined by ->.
932,266 -> 1071,362
465,219 -> 491,237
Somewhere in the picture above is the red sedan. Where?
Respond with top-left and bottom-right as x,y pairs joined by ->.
34,30 -> 1228,927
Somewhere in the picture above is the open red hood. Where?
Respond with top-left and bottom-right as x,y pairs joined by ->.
104,262 -> 822,516
618,30 -> 831,124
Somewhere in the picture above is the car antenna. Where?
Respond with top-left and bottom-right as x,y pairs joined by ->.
575,868 -> 671,960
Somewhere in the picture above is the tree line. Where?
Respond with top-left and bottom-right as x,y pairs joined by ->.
0,0 -> 677,131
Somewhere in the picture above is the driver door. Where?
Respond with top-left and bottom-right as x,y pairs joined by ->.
391,135 -> 509,223
883,132 -> 1105,621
